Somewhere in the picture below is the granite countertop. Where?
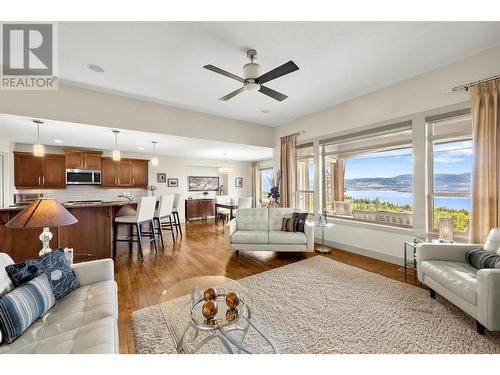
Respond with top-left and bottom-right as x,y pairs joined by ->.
0,200 -> 137,212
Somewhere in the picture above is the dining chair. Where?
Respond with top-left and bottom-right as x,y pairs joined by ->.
113,196 -> 158,260
156,194 -> 176,246
215,195 -> 232,222
171,193 -> 183,236
238,197 -> 253,209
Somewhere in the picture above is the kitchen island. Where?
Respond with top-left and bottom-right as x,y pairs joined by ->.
0,201 -> 137,262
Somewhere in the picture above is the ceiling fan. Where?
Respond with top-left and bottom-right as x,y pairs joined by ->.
203,49 -> 299,102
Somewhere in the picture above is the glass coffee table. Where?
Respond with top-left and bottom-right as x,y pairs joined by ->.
159,276 -> 279,354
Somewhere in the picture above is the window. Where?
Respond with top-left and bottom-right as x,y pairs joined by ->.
427,112 -> 472,235
296,144 -> 314,213
260,168 -> 273,204
322,122 -> 413,227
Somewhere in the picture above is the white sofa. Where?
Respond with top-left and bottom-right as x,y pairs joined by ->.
0,253 -> 119,354
416,228 -> 500,334
225,208 -> 314,256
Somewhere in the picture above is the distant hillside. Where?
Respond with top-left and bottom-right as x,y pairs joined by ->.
345,172 -> 470,193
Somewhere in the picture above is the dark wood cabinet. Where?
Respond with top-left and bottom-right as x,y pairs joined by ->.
14,152 -> 65,189
101,157 -> 148,188
65,149 -> 102,170
185,199 -> 215,222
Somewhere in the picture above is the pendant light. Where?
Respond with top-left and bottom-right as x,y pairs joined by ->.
112,130 -> 121,161
151,141 -> 159,166
218,153 -> 233,174
33,120 -> 45,157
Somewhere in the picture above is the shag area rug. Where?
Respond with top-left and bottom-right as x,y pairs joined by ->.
131,256 -> 500,354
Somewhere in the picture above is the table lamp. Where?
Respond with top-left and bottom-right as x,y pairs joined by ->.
6,199 -> 78,255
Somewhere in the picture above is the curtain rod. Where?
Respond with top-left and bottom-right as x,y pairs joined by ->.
283,130 -> 305,138
442,74 -> 500,94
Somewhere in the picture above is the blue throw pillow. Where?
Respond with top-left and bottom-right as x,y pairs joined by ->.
37,250 -> 80,300
0,273 -> 55,344
465,248 -> 500,269
6,249 -> 80,300
5,258 -> 45,287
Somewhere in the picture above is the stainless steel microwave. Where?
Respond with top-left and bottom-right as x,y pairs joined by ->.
66,169 -> 102,185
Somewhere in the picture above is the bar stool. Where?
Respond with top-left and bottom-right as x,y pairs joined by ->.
154,194 -> 175,249
113,196 -> 157,260
171,193 -> 183,236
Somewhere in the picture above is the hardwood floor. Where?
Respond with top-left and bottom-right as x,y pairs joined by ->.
114,220 -> 419,354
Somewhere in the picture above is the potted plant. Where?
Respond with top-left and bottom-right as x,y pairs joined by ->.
202,191 -> 209,198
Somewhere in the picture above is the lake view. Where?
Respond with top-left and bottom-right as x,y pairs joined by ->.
345,190 -> 471,211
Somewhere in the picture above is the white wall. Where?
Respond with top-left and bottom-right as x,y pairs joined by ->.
150,155 -> 252,222
275,45 -> 500,265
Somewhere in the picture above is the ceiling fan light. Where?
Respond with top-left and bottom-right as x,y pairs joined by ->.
112,149 -> 121,161
244,82 -> 260,92
33,144 -> 45,157
151,157 -> 159,167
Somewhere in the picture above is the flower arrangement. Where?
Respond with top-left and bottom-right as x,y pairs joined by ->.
148,184 -> 158,195
267,171 -> 281,207
202,191 -> 209,197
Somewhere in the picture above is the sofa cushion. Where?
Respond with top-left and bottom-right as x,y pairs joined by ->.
293,212 -> 308,233
0,253 -> 15,297
420,260 -> 478,305
0,316 -> 118,354
269,231 -> 307,245
0,280 -> 117,347
0,273 -> 55,344
281,217 -> 298,232
268,208 -> 296,231
235,208 -> 268,231
465,248 -> 500,269
483,228 -> 500,255
231,231 -> 268,244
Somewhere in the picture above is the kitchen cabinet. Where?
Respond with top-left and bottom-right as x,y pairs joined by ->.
132,160 -> 149,188
101,157 -> 148,188
64,149 -> 102,170
14,152 -> 66,189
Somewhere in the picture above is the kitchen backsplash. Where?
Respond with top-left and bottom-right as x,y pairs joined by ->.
16,185 -> 148,203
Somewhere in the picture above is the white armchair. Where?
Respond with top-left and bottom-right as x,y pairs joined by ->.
416,228 -> 500,334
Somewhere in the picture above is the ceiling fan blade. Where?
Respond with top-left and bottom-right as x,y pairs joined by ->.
257,61 -> 299,84
259,85 -> 288,102
203,64 -> 245,83
219,86 -> 245,101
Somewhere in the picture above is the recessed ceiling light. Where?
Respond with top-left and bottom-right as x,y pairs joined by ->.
53,139 -> 63,143
261,110 -> 270,114
87,64 -> 104,73
137,147 -> 145,151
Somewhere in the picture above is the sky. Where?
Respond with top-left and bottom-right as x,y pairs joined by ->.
344,140 -> 472,179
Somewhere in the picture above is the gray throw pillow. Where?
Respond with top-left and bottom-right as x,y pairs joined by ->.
465,248 -> 500,269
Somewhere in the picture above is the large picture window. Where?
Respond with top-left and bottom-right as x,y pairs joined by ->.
427,113 -> 472,235
322,123 -> 413,227
296,144 -> 314,213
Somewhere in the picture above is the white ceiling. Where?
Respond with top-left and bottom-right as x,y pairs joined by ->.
58,22 -> 500,126
0,114 -> 273,161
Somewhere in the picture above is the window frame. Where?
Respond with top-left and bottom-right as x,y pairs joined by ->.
295,144 -> 315,213
426,113 -> 472,238
320,124 -> 414,229
259,167 -> 273,205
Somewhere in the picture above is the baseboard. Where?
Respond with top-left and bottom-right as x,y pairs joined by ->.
316,238 -> 404,266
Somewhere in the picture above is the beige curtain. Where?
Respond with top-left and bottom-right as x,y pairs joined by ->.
251,162 -> 260,208
333,159 -> 345,202
470,78 -> 500,243
280,134 -> 296,207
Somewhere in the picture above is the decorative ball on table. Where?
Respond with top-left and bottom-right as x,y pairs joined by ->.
225,291 -> 240,310
202,300 -> 218,323
203,287 -> 217,301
